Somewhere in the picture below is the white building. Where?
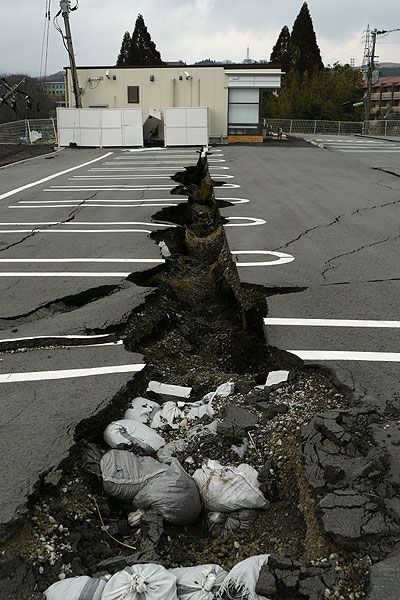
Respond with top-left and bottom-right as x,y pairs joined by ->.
64,63 -> 282,145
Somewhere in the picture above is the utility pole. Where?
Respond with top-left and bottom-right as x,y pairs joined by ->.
60,0 -> 82,108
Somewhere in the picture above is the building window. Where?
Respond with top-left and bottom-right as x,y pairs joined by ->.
228,88 -> 260,135
127,86 -> 140,103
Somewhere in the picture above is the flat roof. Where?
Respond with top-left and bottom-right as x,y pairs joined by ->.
66,62 -> 281,71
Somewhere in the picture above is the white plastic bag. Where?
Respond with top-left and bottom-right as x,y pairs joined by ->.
193,460 -> 268,512
101,451 -> 201,524
202,381 -> 235,404
102,564 -> 178,600
104,420 -> 165,453
124,397 -> 160,424
170,565 -> 227,600
186,399 -> 214,421
217,555 -> 270,600
150,401 -> 185,429
44,576 -> 107,600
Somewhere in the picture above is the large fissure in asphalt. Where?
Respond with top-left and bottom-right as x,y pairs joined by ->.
2,150 -> 400,600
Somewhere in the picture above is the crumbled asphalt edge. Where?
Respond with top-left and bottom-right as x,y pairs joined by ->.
0,150 -> 392,599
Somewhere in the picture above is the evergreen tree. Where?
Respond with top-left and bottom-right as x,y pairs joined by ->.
128,14 -> 164,66
116,31 -> 131,66
290,2 -> 323,75
270,26 -> 291,73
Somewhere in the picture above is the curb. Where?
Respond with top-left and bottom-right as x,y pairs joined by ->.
355,134 -> 400,143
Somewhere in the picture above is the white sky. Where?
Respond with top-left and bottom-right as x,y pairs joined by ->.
1,0 -> 400,75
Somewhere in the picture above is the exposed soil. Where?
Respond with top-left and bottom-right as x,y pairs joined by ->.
0,144 -> 56,167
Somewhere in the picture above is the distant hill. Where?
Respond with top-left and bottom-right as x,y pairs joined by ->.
46,71 -> 64,82
377,63 -> 400,76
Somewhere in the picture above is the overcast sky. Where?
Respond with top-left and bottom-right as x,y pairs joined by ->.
2,0 -> 400,75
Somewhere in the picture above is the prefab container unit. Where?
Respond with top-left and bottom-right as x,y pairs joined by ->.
57,107 -> 144,147
164,107 -> 209,146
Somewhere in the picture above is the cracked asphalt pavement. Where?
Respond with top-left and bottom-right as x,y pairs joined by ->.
220,140 -> 400,405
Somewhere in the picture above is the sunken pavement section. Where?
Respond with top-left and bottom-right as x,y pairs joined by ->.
0,149 -> 399,600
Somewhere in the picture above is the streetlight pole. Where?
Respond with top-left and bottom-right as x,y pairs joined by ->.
60,0 -> 82,108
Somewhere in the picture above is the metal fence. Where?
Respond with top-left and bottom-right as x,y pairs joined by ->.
266,119 -> 364,135
0,119 -> 57,144
266,118 -> 400,137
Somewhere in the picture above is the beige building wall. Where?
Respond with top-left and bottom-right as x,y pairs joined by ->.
66,66 -> 229,139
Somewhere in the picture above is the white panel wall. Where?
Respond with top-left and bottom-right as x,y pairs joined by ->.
57,108 -> 143,147
164,107 -> 209,146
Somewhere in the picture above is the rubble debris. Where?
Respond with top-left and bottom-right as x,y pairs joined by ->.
218,403 -> 258,437
265,370 -> 290,387
301,404 -> 400,547
100,451 -> 201,524
103,420 -> 166,453
147,381 -> 192,402
193,460 -> 268,512
207,510 -> 257,537
256,554 -> 337,600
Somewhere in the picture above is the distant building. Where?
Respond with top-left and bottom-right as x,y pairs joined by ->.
370,76 -> 400,117
42,80 -> 66,98
64,63 -> 283,143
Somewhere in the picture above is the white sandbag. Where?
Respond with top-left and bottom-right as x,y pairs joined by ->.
104,420 -> 165,453
170,564 -> 227,600
157,439 -> 187,463
150,401 -> 184,429
217,555 -> 269,600
193,460 -> 267,512
202,381 -> 234,404
124,397 -> 160,424
102,564 -> 178,600
186,399 -> 214,421
207,510 -> 257,537
101,451 -> 201,524
44,576 -> 107,600
187,421 -> 219,440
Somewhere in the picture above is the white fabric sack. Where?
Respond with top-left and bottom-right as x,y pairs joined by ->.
124,397 -> 160,424
102,564 -> 178,600
44,576 -> 107,600
101,451 -> 201,524
207,510 -> 257,537
170,565 -> 227,600
217,555 -> 269,600
104,420 -> 165,453
150,401 -> 184,429
202,381 -> 235,404
157,439 -> 187,463
186,399 -> 214,421
193,460 -> 267,512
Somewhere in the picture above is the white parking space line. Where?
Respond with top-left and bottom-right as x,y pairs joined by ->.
17,198 -> 183,204
89,167 -> 230,171
232,250 -> 295,266
0,272 -> 159,277
0,363 -> 145,383
0,229 -> 153,233
225,217 -> 266,226
264,318 -> 400,328
0,153 -> 113,201
44,183 -> 241,190
0,258 -> 164,263
289,350 -> 400,362
9,204 -> 179,209
105,160 -> 226,164
0,222 -> 170,227
70,174 -> 234,180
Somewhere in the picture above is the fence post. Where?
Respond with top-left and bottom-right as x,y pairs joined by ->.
313,120 -> 317,134
51,118 -> 57,144
338,121 -> 341,135
26,120 -> 32,144
384,120 -> 388,137
289,120 -> 293,134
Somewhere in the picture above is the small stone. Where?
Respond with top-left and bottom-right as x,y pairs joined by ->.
58,572 -> 66,580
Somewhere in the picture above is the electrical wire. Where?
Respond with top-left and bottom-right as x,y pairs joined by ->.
39,0 -> 51,80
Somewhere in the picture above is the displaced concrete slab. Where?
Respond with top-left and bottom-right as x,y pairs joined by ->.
367,546 -> 400,600
0,281 -> 154,348
0,344 -> 144,539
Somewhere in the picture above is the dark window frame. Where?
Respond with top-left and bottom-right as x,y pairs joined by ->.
127,85 -> 140,103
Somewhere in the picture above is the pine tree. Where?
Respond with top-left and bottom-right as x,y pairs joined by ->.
116,32 -> 131,66
290,2 -> 323,75
270,26 -> 291,73
128,14 -> 164,66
